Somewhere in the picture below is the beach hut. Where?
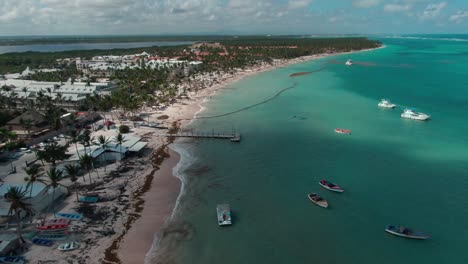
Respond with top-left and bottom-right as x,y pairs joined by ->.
0,234 -> 21,256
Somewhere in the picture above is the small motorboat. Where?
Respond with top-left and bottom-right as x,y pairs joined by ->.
31,238 -> 54,247
0,256 -> 25,264
335,128 -> 352,135
385,225 -> 430,240
79,196 -> 99,203
307,193 -> 329,208
345,59 -> 353,66
43,218 -> 70,226
35,234 -> 68,241
56,212 -> 83,221
36,224 -> 69,232
216,204 -> 232,226
319,180 -> 344,193
57,242 -> 80,251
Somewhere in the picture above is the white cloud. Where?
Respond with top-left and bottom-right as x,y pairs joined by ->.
352,0 -> 381,8
419,2 -> 447,20
384,4 -> 411,13
449,10 -> 468,23
288,0 -> 312,10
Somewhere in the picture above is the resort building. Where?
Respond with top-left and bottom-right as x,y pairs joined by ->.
0,183 -> 67,218
5,111 -> 50,138
0,78 -> 115,110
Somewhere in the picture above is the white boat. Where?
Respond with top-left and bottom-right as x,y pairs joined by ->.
401,109 -> 430,121
385,225 -> 430,240
307,193 -> 329,208
57,242 -> 80,251
217,204 -> 232,226
345,59 -> 353,66
378,99 -> 396,109
319,180 -> 344,193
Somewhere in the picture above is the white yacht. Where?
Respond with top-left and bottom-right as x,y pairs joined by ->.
378,99 -> 396,109
401,109 -> 430,121
345,59 -> 353,66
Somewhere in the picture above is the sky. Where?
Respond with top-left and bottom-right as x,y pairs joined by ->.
0,0 -> 466,36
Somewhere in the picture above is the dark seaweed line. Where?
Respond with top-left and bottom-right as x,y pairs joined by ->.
185,64 -> 328,120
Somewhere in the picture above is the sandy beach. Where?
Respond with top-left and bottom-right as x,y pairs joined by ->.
22,46 -> 382,264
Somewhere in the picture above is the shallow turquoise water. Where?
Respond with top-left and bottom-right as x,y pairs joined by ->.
152,37 -> 468,264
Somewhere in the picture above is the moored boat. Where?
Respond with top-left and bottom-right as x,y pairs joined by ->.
401,109 -> 430,121
36,224 -> 69,232
378,99 -> 396,109
79,196 -> 99,203
43,218 -> 70,226
216,204 -> 232,226
57,242 -> 80,251
345,59 -> 353,66
34,234 -> 67,241
56,212 -> 83,221
31,238 -> 54,247
307,193 -> 329,208
335,128 -> 352,135
319,180 -> 344,193
385,225 -> 430,240
0,256 -> 25,264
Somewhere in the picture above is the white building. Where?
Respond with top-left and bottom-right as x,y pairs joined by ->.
0,78 -> 114,110
0,183 -> 67,217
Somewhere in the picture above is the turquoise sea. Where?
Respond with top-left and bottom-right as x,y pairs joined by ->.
150,35 -> 468,264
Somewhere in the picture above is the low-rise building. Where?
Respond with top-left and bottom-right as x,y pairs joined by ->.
0,79 -> 115,110
5,111 -> 50,138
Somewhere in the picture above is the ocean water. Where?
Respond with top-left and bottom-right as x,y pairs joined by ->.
150,36 -> 468,264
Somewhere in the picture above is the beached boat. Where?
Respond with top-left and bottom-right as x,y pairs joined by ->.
378,99 -> 396,109
385,225 -> 430,240
35,234 -> 68,241
401,109 -> 430,121
335,128 -> 352,135
345,59 -> 353,66
319,180 -> 344,193
31,238 -> 54,247
216,204 -> 232,226
0,256 -> 25,264
36,224 -> 69,232
308,193 -> 329,208
43,218 -> 70,226
79,196 -> 99,203
57,242 -> 80,251
56,212 -> 83,221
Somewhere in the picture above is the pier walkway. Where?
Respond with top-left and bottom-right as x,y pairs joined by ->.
165,131 -> 241,142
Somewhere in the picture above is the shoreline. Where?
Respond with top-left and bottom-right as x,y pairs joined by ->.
18,45 -> 384,264
117,45 -> 386,263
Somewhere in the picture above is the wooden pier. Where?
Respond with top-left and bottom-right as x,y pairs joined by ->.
166,131 -> 241,142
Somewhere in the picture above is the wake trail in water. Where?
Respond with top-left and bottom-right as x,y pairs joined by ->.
182,64 -> 328,120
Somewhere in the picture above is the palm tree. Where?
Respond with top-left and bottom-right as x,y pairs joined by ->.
80,129 -> 93,154
4,186 -> 32,243
23,164 -> 43,200
97,135 -> 110,172
79,154 -> 94,183
114,133 -> 126,161
44,167 -> 66,215
64,164 -> 80,202
68,130 -> 81,157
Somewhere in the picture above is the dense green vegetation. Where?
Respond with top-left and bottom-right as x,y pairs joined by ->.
0,37 -> 380,74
